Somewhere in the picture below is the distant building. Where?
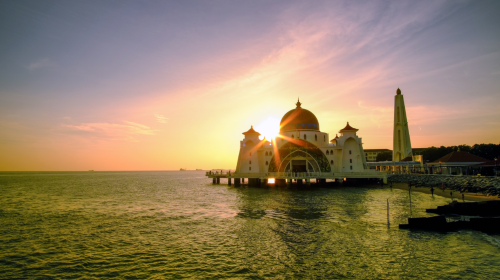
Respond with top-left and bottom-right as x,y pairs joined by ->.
364,149 -> 392,162
427,150 -> 490,175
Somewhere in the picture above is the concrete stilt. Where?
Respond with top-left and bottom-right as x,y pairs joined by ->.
216,177 -> 220,184
213,178 -> 216,184
383,177 -> 388,184
228,178 -> 232,186
306,178 -> 311,186
235,178 -> 240,186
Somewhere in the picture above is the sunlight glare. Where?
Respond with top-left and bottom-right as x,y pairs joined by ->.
256,116 -> 280,141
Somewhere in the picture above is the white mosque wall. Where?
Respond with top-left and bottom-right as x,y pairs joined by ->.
236,122 -> 376,175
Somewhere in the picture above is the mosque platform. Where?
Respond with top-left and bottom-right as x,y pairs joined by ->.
206,171 -> 387,185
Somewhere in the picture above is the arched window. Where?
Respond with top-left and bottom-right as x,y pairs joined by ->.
249,161 -> 252,164
304,134 -> 307,140
315,134 -> 317,141
249,167 -> 251,171
326,150 -> 329,155
350,166 -> 352,170
331,160 -> 333,164
269,152 -> 272,156
330,150 -> 333,154
324,135 -> 326,141
349,150 -> 351,155
265,151 -> 268,156
291,134 -> 294,139
249,152 -> 252,156
265,161 -> 268,165
350,159 -> 352,163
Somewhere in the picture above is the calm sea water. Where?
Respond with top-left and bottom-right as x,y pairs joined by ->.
1,171 -> 499,279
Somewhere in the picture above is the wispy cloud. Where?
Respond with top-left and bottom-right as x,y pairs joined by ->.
61,121 -> 158,142
155,114 -> 168,123
26,58 -> 54,70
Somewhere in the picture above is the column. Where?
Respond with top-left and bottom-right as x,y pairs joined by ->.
228,178 -> 232,186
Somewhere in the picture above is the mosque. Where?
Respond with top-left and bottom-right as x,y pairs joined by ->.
225,99 -> 386,185
206,88 -> 422,185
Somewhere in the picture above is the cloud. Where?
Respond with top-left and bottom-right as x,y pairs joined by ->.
155,114 -> 168,123
61,121 -> 158,142
26,58 -> 55,70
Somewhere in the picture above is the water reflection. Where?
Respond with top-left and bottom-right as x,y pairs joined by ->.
1,172 -> 499,279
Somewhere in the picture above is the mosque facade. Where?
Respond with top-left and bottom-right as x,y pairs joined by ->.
233,100 -> 382,183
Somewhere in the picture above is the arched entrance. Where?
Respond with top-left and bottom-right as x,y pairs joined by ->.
279,150 -> 321,173
268,139 -> 331,173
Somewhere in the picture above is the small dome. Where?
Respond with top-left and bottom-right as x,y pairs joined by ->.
280,99 -> 319,132
242,126 -> 261,136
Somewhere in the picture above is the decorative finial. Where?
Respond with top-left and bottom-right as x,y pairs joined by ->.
396,88 -> 401,95
296,98 -> 301,108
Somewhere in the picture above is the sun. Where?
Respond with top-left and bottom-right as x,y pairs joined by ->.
255,116 -> 280,142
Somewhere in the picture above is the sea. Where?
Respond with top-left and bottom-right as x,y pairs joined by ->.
1,171 -> 499,279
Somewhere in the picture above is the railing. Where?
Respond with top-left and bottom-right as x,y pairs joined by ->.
206,171 -> 233,176
215,171 -> 386,178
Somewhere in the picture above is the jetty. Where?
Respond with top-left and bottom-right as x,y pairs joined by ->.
399,216 -> 500,232
205,170 -> 386,186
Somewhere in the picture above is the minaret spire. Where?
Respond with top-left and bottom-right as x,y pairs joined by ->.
296,98 -> 302,108
393,88 -> 412,161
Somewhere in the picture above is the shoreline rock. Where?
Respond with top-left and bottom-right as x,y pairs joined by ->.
387,174 -> 500,197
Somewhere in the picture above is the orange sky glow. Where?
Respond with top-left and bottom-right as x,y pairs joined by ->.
1,1 -> 499,171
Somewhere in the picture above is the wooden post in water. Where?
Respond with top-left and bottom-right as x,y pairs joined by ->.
387,199 -> 390,226
228,178 -> 231,186
409,183 -> 412,217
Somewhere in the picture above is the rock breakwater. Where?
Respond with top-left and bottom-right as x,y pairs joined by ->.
388,174 -> 500,197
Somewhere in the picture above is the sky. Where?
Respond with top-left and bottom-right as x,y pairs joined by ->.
1,0 -> 499,171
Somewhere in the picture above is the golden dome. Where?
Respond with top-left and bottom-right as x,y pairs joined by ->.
279,99 -> 319,132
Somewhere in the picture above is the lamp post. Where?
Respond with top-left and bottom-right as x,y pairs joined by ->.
495,158 -> 498,177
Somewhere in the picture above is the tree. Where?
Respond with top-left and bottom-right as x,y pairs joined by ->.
414,144 -> 499,162
376,151 -> 393,162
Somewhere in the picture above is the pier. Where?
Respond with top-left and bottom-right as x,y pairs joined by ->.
206,170 -> 387,186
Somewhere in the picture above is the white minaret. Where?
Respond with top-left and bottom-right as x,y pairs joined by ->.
393,88 -> 412,161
